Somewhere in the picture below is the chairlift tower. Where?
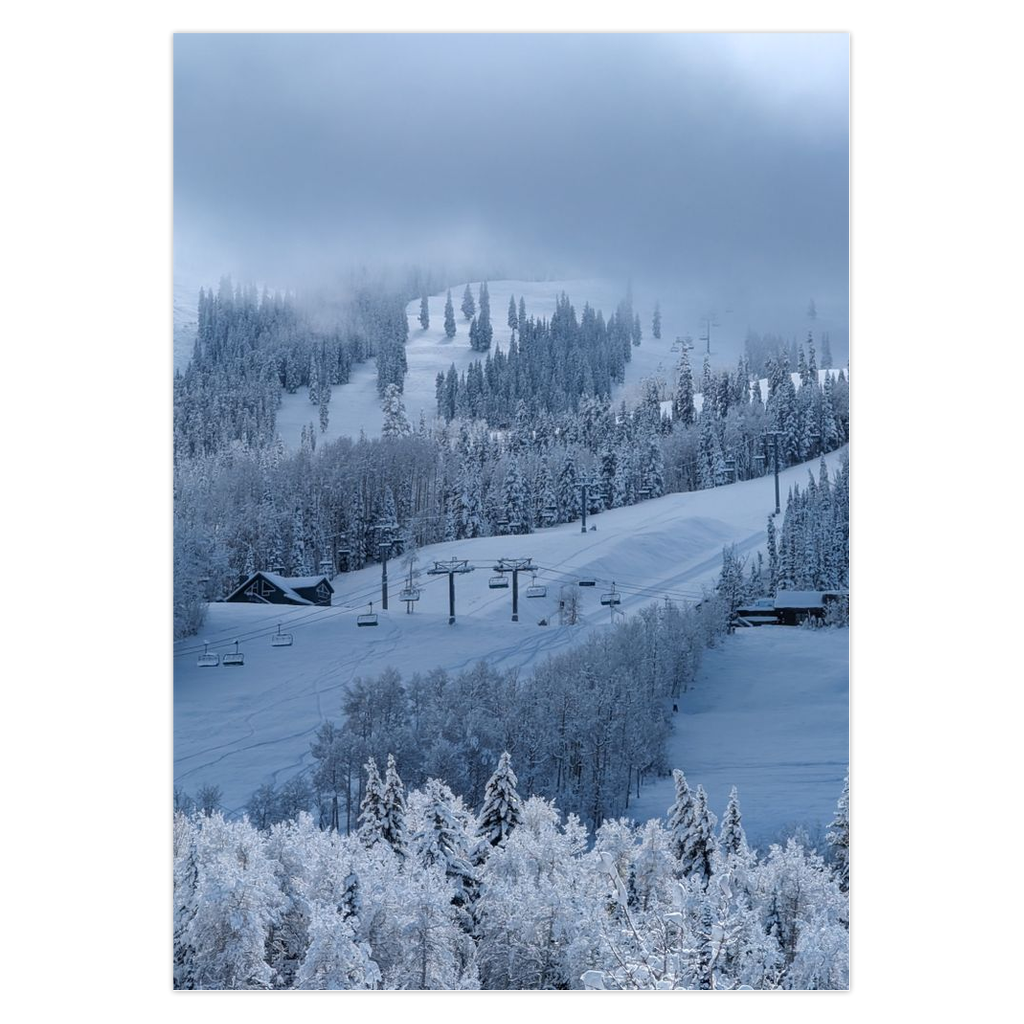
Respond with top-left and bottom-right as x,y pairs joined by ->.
493,557 -> 534,622
427,558 -> 474,625
699,314 -> 719,356
762,431 -> 785,514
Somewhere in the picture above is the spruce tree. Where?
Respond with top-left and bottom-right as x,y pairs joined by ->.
652,301 -> 662,340
507,294 -> 518,338
357,758 -> 386,849
681,785 -> 718,886
476,751 -> 522,852
827,770 -> 850,894
419,292 -> 430,331
673,348 -> 696,427
719,786 -> 748,857
381,753 -> 408,858
461,283 -> 475,321
667,768 -> 695,861
444,289 -> 456,338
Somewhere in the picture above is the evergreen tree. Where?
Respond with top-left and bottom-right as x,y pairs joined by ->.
381,383 -> 411,438
419,292 -> 430,331
476,751 -> 523,853
681,785 -> 718,886
381,754 -> 408,858
631,312 -> 642,347
507,294 -> 518,339
673,348 -> 696,427
461,283 -> 476,321
719,786 -> 748,857
827,771 -> 850,894
444,289 -> 456,339
652,301 -> 662,340
476,282 -> 493,351
295,905 -> 379,989
518,295 -> 527,333
357,758 -> 386,849
413,778 -> 478,906
667,769 -> 695,862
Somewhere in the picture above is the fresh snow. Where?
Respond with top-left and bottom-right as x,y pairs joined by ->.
626,626 -> 848,849
174,446 -> 849,835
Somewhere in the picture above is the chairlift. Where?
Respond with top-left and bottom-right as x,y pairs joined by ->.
638,487 -> 651,500
541,505 -> 558,523
222,639 -> 245,666
601,584 -> 622,607
271,623 -> 293,647
526,574 -> 546,599
400,586 -> 421,602
489,573 -> 509,590
197,643 -> 219,668
578,578 -> 596,588
357,602 -> 379,627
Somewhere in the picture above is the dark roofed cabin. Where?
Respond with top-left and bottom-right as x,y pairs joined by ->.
225,571 -> 334,607
733,596 -> 779,626
774,590 -> 848,626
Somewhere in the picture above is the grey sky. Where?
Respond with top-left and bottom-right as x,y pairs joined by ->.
174,33 -> 848,314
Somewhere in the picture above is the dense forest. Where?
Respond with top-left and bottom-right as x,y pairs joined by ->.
173,755 -> 849,990
173,282 -> 849,639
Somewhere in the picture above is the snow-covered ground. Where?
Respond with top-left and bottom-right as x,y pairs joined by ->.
627,626 -> 848,850
174,446 -> 848,833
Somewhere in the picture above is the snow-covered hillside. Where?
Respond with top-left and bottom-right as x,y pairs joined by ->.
174,446 -> 848,838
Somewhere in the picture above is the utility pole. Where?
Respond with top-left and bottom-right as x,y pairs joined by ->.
427,558 -> 473,625
493,557 -> 534,622
580,483 -> 588,534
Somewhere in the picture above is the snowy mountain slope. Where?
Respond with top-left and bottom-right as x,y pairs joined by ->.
275,278 -> 806,447
174,446 -> 848,830
627,626 -> 848,848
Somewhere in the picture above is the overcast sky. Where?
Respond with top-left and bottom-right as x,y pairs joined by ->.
174,33 -> 848,314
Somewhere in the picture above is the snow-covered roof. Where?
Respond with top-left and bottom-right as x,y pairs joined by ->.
774,590 -> 848,609
226,572 -> 333,604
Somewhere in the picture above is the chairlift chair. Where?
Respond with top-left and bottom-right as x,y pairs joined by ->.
400,586 -> 421,602
526,574 -> 546,599
357,602 -> 379,627
601,585 -> 622,607
197,643 -> 219,668
488,573 -> 509,590
222,640 -> 245,666
578,578 -> 596,588
271,623 -> 293,647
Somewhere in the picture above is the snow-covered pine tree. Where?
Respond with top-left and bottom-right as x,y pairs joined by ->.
413,778 -> 479,907
682,785 -> 719,887
507,294 -> 518,339
476,751 -> 523,854
667,768 -> 695,862
719,786 -> 748,857
357,758 -> 386,849
673,348 -> 696,427
381,383 -> 411,438
438,289 -> 455,340
652,301 -> 662,340
381,753 -> 408,858
827,770 -> 849,894
418,292 -> 430,331
461,283 -> 475,321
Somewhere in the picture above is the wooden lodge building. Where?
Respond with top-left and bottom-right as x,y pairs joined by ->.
734,590 -> 849,627
225,571 -> 334,607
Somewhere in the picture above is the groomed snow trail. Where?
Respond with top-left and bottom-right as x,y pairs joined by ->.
174,446 -> 848,830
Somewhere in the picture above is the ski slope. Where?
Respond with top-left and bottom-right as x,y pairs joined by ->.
274,278 -> 788,447
174,446 -> 849,833
627,626 -> 848,849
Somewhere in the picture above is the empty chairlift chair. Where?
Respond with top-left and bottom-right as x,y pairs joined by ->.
197,643 -> 219,668
400,586 -> 421,603
271,622 -> 293,647
489,572 -> 509,590
600,583 -> 621,607
357,602 -> 379,627
222,639 -> 245,666
578,578 -> 596,588
525,574 -> 546,599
